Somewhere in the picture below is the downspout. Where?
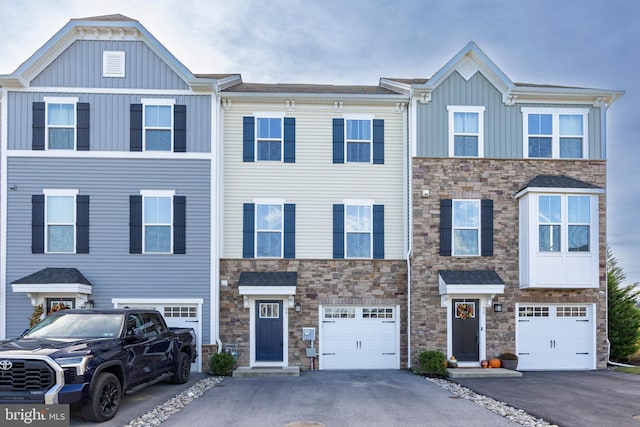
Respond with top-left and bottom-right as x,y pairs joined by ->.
212,85 -> 223,353
602,103 -> 610,364
0,88 -> 6,339
405,93 -> 414,369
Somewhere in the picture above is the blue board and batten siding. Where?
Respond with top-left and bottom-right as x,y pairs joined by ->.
7,92 -> 211,152
31,40 -> 189,90
415,71 -> 603,159
4,158 -> 212,338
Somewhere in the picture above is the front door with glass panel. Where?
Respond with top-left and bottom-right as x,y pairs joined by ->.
452,299 -> 480,361
255,300 -> 283,362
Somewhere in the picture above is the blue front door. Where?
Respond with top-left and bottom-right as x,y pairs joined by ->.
255,300 -> 284,362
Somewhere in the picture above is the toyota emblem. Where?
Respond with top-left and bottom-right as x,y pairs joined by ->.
0,360 -> 12,371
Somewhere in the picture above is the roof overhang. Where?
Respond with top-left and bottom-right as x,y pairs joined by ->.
514,186 -> 605,199
438,270 -> 505,296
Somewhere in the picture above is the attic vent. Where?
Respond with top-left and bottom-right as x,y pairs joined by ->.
103,51 -> 125,78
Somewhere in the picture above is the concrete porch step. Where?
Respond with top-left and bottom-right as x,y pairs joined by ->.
447,368 -> 522,378
232,366 -> 301,378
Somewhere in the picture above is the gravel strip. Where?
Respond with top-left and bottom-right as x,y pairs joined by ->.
125,376 -> 222,427
425,377 -> 556,427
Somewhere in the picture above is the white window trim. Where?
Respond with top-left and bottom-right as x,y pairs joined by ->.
43,97 -> 79,151
447,106 -> 485,158
452,199 -> 481,257
102,51 -> 125,78
522,107 -> 590,159
253,113 -> 285,162
254,199 -> 286,258
343,115 -> 375,163
536,194 -> 594,254
141,98 -> 176,152
140,189 -> 175,254
43,188 -> 79,254
343,199 -> 374,259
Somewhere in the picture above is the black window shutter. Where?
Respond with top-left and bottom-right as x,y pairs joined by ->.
333,204 -> 345,258
76,195 -> 90,253
243,203 -> 255,258
76,103 -> 90,151
372,119 -> 384,164
284,117 -> 296,163
31,195 -> 45,253
32,102 -> 45,150
373,204 -> 385,259
129,195 -> 143,254
333,119 -> 344,163
481,199 -> 494,256
284,203 -> 296,258
173,196 -> 186,254
439,199 -> 452,256
174,105 -> 187,152
243,117 -> 255,162
130,104 -> 143,152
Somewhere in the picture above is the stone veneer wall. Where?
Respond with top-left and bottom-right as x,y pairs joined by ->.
219,259 -> 407,369
410,158 -> 607,367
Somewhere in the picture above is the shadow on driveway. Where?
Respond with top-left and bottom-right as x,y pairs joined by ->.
454,370 -> 640,427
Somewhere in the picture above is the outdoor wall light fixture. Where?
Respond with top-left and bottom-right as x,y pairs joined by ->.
295,302 -> 302,312
493,303 -> 503,312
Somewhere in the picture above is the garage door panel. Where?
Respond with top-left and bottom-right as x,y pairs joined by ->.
517,304 -> 594,370
321,306 -> 398,370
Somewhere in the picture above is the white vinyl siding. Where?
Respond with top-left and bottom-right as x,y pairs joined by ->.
223,101 -> 405,259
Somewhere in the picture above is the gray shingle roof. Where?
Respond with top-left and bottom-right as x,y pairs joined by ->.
438,270 -> 504,285
519,175 -> 602,192
238,272 -> 297,287
222,82 -> 401,95
12,268 -> 92,285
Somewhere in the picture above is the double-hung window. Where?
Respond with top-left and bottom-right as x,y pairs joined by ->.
256,116 -> 283,161
452,200 -> 480,256
44,189 -> 78,253
538,195 -> 590,253
345,204 -> 372,258
523,108 -> 588,159
143,99 -> 174,151
346,118 -> 372,162
142,191 -> 173,253
256,203 -> 283,257
45,97 -> 78,150
447,106 -> 484,157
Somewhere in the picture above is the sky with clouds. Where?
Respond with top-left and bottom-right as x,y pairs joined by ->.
1,0 -> 638,283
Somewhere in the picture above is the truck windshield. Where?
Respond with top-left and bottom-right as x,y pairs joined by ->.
25,314 -> 125,339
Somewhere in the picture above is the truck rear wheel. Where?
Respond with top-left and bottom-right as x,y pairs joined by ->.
172,351 -> 191,384
81,372 -> 122,422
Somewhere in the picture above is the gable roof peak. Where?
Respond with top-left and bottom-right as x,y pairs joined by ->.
71,14 -> 137,23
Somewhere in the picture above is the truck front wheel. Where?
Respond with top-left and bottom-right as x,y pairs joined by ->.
81,372 -> 122,422
172,351 -> 191,384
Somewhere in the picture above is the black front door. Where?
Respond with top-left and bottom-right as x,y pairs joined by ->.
452,299 -> 479,361
255,300 -> 283,362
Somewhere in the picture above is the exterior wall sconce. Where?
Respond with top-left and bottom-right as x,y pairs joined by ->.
493,303 -> 503,312
295,302 -> 302,312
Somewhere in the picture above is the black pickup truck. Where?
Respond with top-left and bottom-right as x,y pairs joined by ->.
0,309 -> 197,422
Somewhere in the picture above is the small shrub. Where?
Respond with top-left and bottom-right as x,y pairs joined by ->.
210,352 -> 236,376
416,350 -> 448,377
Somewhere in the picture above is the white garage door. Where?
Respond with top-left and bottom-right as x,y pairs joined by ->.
320,306 -> 399,370
517,304 -> 594,370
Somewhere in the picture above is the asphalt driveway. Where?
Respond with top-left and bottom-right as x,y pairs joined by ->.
161,370 -> 517,427
455,370 -> 640,427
